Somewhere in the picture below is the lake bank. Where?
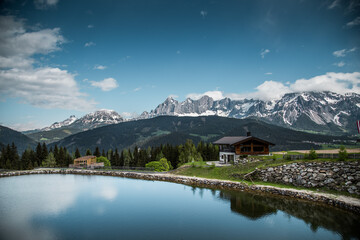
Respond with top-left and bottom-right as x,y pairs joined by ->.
1,168 -> 360,214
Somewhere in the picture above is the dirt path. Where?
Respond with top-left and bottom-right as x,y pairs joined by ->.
273,148 -> 360,154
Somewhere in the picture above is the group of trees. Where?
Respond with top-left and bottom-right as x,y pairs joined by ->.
0,140 -> 219,171
0,143 -> 74,170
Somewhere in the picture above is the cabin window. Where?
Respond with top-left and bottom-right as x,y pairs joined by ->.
241,146 -> 251,152
253,146 -> 264,152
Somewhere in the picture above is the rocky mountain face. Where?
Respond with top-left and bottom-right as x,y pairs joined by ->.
69,109 -> 124,131
42,115 -> 78,131
138,92 -> 360,135
25,110 -> 124,143
42,109 -> 124,132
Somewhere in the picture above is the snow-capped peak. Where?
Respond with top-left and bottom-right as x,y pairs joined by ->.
42,115 -> 78,131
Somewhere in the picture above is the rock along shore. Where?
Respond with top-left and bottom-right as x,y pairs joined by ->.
1,168 -> 360,214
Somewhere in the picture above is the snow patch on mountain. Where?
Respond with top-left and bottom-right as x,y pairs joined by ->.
138,91 -> 360,133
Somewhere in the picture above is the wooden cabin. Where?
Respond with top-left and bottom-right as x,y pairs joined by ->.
71,155 -> 104,169
213,132 -> 275,164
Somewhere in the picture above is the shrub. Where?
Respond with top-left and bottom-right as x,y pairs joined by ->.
209,162 -> 216,169
145,161 -> 166,172
96,156 -> 111,167
338,145 -> 348,161
146,158 -> 170,172
308,148 -> 317,160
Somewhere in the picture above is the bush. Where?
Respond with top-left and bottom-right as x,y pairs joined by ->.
338,145 -> 348,161
209,162 -> 216,169
308,148 -> 317,160
146,161 -> 166,172
146,158 -> 170,172
96,156 -> 111,167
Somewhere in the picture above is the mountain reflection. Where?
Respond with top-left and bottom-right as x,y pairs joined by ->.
211,189 -> 360,240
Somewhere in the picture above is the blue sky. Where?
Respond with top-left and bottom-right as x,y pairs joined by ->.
0,0 -> 359,131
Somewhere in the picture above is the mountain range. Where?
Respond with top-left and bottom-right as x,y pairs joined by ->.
22,91 -> 360,144
138,91 -> 360,135
25,110 -> 123,143
50,116 -> 354,155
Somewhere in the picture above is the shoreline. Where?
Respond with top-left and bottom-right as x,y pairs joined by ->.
1,168 -> 360,214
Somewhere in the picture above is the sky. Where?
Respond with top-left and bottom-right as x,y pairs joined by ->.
0,0 -> 359,131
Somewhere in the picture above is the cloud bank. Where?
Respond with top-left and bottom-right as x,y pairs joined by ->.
91,78 -> 118,91
0,15 -> 96,111
187,72 -> 360,101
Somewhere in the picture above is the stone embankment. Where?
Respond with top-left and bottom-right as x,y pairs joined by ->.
1,168 -> 360,213
254,161 -> 360,195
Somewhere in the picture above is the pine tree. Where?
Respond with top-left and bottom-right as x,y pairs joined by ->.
35,143 -> 42,167
75,148 -> 81,159
53,145 -> 59,161
94,147 -> 101,157
86,149 -> 92,156
42,152 -> 56,167
41,143 -> 48,163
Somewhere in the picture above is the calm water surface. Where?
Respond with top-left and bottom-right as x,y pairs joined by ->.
0,174 -> 359,240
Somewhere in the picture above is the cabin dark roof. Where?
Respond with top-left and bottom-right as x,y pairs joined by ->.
213,136 -> 250,145
213,136 -> 275,146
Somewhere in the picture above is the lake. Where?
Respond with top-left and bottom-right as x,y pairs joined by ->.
0,174 -> 359,240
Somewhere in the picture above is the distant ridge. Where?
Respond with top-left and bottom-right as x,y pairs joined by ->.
51,115 -> 353,155
137,91 -> 360,135
25,110 -> 124,143
0,125 -> 37,153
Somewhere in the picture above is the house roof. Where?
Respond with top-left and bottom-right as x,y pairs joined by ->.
74,155 -> 96,161
213,136 -> 250,145
213,136 -> 275,146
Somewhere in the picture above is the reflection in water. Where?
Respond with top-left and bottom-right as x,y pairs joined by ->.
214,189 -> 360,240
1,174 -> 359,240
218,191 -> 277,220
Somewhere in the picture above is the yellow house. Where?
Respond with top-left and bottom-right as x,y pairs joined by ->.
70,155 -> 104,169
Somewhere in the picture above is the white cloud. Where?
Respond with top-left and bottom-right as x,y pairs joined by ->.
200,10 -> 208,18
260,49 -> 270,58
265,72 -> 272,75
334,61 -> 345,67
133,87 -> 141,92
186,91 -> 224,101
328,0 -> 341,9
0,16 -> 64,68
34,0 -> 59,9
176,50 -> 181,54
168,94 -> 179,99
289,72 -> 360,94
87,24 -> 94,29
185,72 -> 360,102
94,65 -> 107,70
121,112 -> 139,119
0,67 -> 96,110
346,16 -> 360,27
333,48 -> 356,57
0,15 -> 95,111
91,78 -> 118,91
84,41 -> 95,47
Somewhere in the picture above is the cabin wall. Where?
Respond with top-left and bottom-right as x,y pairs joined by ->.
235,140 -> 269,155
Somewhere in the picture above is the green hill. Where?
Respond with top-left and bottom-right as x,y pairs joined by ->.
51,116 -> 353,154
0,125 -> 38,154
